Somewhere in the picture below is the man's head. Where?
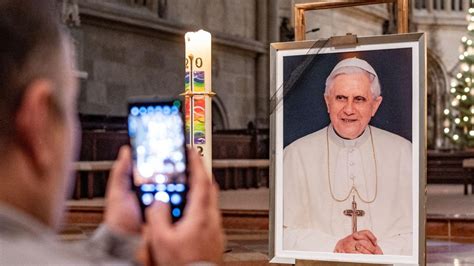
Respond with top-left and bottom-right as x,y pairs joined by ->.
0,0 -> 79,229
324,58 -> 383,139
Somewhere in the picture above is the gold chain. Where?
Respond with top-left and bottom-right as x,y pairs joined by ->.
326,126 -> 378,203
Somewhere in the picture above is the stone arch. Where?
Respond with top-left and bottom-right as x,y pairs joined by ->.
212,95 -> 229,131
427,49 -> 449,149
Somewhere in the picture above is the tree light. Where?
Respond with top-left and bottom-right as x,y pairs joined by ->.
455,118 -> 461,124
460,55 -> 465,60
462,95 -> 468,101
468,40 -> 473,45
463,64 -> 470,72
444,109 -> 450,115
465,87 -> 470,93
462,36 -> 468,42
466,77 -> 471,83
452,99 -> 459,106
464,116 -> 469,122
444,128 -> 450,134
453,134 -> 460,141
470,130 -> 474,136
457,73 -> 463,79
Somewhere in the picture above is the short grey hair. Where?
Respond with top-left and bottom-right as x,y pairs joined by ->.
0,0 -> 69,142
324,61 -> 381,99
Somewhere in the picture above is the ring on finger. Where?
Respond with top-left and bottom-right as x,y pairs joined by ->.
355,243 -> 360,251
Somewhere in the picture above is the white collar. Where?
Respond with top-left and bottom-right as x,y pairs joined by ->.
328,124 -> 370,148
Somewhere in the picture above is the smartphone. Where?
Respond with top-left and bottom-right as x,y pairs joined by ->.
127,99 -> 188,222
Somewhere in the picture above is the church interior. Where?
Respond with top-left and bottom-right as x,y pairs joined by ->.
58,0 -> 474,265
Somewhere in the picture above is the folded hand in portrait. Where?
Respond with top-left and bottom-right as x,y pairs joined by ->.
334,230 -> 383,254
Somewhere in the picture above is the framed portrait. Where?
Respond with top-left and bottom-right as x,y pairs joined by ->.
269,33 -> 426,265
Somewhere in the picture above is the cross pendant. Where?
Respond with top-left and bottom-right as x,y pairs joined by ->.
343,195 -> 365,233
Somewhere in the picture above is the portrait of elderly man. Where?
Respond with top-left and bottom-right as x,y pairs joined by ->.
283,57 -> 413,256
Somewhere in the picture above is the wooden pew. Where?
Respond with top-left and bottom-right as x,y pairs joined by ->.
427,150 -> 474,195
73,159 -> 270,199
73,161 -> 114,199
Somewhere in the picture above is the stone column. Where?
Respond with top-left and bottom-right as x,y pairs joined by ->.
455,0 -> 461,11
444,0 -> 452,11
427,0 -> 434,12
462,0 -> 469,12
255,0 -> 270,128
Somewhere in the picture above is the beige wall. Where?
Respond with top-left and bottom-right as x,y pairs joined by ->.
71,0 -> 271,129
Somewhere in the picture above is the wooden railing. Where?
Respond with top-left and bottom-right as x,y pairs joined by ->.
74,161 -> 114,199
212,159 -> 270,190
73,159 -> 270,199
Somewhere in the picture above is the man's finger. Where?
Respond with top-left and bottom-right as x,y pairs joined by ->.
354,230 -> 377,245
358,230 -> 377,242
106,146 -> 132,195
141,226 -> 157,266
134,232 -> 152,266
188,148 -> 208,185
355,246 -> 371,255
374,245 -> 384,255
209,183 -> 220,214
184,149 -> 212,219
209,183 -> 225,251
357,239 -> 376,254
146,201 -> 173,241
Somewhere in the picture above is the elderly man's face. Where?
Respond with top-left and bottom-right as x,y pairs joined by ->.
324,72 -> 382,139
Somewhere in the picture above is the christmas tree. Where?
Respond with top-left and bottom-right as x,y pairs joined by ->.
444,6 -> 474,148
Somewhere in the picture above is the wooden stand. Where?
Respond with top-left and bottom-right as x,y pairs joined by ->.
294,0 -> 409,42
296,261 -> 387,266
292,1 -> 410,265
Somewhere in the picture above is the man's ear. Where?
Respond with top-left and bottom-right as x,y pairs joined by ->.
324,95 -> 330,113
371,96 -> 383,117
15,79 -> 56,177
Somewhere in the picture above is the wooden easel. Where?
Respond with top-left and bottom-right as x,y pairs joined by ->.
292,1 -> 410,265
294,0 -> 409,42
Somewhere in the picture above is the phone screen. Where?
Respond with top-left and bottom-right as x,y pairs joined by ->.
128,100 -> 187,222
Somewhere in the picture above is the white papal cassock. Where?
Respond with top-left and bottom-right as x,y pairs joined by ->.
283,125 -> 412,255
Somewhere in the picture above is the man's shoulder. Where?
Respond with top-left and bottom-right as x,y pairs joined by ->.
370,126 -> 412,147
284,127 -> 327,153
0,237 -> 84,265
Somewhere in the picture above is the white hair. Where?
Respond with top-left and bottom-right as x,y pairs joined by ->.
324,66 -> 381,99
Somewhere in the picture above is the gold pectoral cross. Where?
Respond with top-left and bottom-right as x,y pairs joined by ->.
343,195 -> 365,233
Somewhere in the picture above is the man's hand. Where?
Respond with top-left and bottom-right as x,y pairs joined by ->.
334,230 -> 383,254
104,146 -> 142,234
144,149 -> 224,265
